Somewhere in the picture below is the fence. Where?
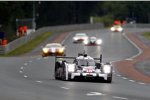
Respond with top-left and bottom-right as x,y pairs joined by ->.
0,23 -> 104,54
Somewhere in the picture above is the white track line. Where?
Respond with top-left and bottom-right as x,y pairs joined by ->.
111,32 -> 142,63
112,96 -> 128,100
86,92 -> 105,96
36,81 -> 43,83
123,33 -> 142,59
61,87 -> 69,90
138,82 -> 145,85
24,75 -> 28,78
61,32 -> 73,44
122,77 -> 127,80
129,80 -> 135,82
19,71 -> 23,73
24,63 -> 28,66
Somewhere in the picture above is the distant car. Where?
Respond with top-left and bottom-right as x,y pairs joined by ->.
110,25 -> 123,32
55,53 -> 113,83
42,43 -> 66,57
73,33 -> 88,43
83,36 -> 102,46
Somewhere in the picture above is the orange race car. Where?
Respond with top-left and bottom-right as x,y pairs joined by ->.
42,43 -> 66,57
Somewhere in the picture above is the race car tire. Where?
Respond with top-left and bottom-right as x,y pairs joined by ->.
106,76 -> 112,83
61,62 -> 68,81
54,62 -> 59,80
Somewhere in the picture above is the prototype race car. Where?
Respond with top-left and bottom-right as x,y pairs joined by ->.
42,43 -> 66,57
73,33 -> 88,43
83,36 -> 102,46
54,53 -> 113,83
110,25 -> 123,32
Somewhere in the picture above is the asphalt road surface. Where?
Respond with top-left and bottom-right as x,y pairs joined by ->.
0,29 -> 150,100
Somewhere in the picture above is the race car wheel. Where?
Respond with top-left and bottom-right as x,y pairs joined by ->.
106,76 -> 112,83
62,68 -> 67,81
54,62 -> 59,80
61,62 -> 68,81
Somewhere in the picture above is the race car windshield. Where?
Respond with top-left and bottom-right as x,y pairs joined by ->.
78,59 -> 95,66
46,44 -> 61,48
75,34 -> 87,37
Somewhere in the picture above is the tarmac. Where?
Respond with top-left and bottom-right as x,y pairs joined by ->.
114,31 -> 150,83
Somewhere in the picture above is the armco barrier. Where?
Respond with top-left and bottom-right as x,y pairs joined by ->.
125,23 -> 150,28
0,23 -> 104,54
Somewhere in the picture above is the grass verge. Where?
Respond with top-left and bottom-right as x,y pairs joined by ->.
143,32 -> 150,40
1,32 -> 52,56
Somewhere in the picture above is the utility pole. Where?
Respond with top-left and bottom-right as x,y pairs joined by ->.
33,1 -> 36,31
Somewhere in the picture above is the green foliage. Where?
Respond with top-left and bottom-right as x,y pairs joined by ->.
143,32 -> 150,40
93,15 -> 114,27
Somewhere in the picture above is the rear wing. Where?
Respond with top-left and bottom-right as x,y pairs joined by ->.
55,56 -> 76,63
56,56 -> 76,59
94,54 -> 102,63
55,54 -> 102,63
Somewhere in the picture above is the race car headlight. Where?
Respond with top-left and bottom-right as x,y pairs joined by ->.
43,48 -> 49,53
103,65 -> 111,74
73,37 -> 78,40
110,27 -> 115,31
58,48 -> 65,53
118,27 -> 123,32
96,39 -> 102,45
68,64 -> 75,72
83,40 -> 88,44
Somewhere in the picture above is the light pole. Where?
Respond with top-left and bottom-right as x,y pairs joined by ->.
33,1 -> 36,31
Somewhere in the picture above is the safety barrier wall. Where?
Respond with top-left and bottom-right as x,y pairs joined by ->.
0,23 -> 104,54
124,23 -> 150,28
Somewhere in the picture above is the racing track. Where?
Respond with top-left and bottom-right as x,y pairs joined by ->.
0,29 -> 150,100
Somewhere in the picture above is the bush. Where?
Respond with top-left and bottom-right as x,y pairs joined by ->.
93,15 -> 114,27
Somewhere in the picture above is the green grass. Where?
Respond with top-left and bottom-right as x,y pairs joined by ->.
0,32 -> 53,56
143,32 -> 150,40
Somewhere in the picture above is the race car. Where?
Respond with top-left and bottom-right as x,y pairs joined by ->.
73,33 -> 88,43
83,36 -> 102,46
42,43 -> 66,57
54,53 -> 113,83
110,25 -> 123,32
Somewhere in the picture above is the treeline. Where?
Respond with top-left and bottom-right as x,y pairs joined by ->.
0,1 -> 150,41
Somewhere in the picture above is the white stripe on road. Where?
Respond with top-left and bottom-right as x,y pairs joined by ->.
138,82 -> 145,85
61,32 -> 72,44
112,96 -> 128,100
36,81 -> 43,83
19,71 -> 23,73
122,77 -> 127,80
24,63 -> 28,66
24,75 -> 28,78
20,67 -> 24,70
129,80 -> 135,82
86,92 -> 105,96
61,87 -> 69,90
117,74 -> 121,77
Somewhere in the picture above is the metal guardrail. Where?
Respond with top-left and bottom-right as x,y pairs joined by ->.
0,23 -> 104,54
124,23 -> 150,28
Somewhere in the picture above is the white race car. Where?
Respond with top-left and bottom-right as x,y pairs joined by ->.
83,36 -> 102,45
55,53 -> 113,83
110,25 -> 123,32
73,33 -> 88,43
